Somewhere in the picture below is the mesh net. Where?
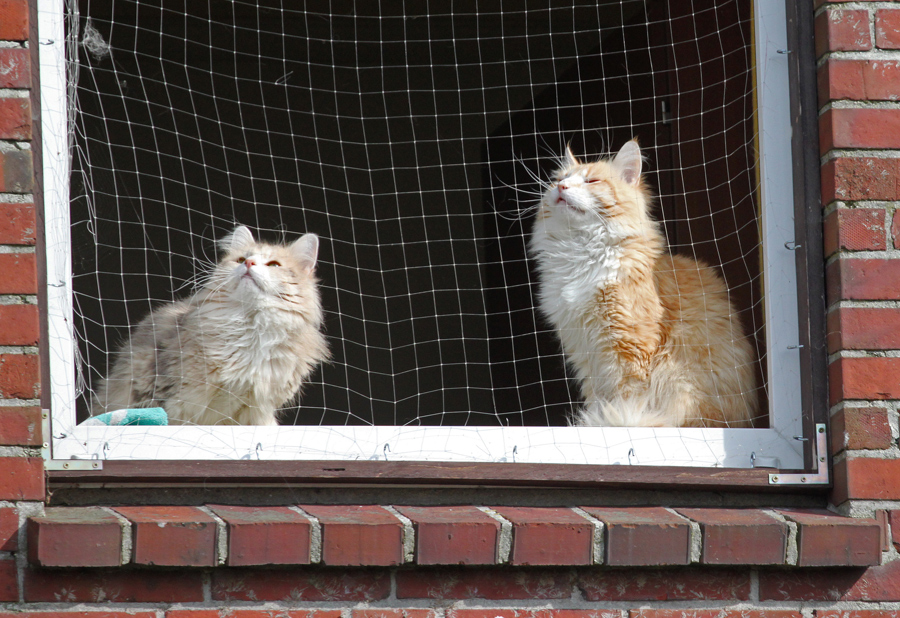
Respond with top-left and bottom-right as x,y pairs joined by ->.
67,0 -> 768,429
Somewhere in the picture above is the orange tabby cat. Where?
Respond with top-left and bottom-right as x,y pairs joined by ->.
529,140 -> 758,427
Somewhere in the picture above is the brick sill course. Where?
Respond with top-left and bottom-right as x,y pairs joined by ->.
27,505 -> 881,569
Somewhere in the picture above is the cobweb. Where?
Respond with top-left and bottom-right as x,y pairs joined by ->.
67,0 -> 768,430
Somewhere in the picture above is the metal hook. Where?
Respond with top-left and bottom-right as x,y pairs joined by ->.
383,443 -> 391,461
787,344 -> 805,350
512,445 -> 518,463
776,49 -> 792,55
784,241 -> 801,251
255,442 -> 262,460
627,447 -> 635,465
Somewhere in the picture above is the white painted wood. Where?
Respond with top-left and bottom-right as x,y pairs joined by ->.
54,425 -> 797,468
754,0 -> 804,464
43,0 -> 805,470
38,0 -> 78,434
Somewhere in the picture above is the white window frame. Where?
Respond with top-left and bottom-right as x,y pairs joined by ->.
38,0 -> 805,469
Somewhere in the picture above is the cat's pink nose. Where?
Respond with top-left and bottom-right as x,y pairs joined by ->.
558,182 -> 568,191
245,258 -> 256,269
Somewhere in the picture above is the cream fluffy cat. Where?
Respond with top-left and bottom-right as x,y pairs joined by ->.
529,140 -> 757,428
91,226 -> 329,426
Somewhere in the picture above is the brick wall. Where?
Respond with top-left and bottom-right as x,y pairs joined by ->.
2,0 -> 900,615
822,0 -> 900,520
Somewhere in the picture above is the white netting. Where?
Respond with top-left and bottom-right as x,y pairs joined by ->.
67,0 -> 768,430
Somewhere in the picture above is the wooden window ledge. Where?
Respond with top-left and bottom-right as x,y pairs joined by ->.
26,505 -> 881,569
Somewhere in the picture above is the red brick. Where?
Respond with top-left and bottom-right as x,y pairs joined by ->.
24,568 -> 204,602
170,612 -> 341,618
778,509 -> 881,567
0,354 -> 39,399
829,307 -> 900,351
207,504 -> 310,566
0,98 -> 29,140
815,609 -> 897,618
394,505 -> 498,565
891,210 -> 900,249
0,202 -> 35,245
0,253 -> 36,294
823,208 -> 885,257
579,568 -> 750,602
0,406 -> 41,446
0,559 -> 14,602
821,158 -> 900,204
675,508 -> 786,565
0,613 -> 156,618
0,0 -> 28,40
0,508 -> 17,551
0,48 -> 30,89
0,150 -> 33,193
892,211 -> 900,249
454,607 -> 627,618
821,109 -> 900,152
816,10 -> 873,56
27,507 -> 122,567
760,559 -> 900,601
831,407 -> 892,453
630,612 -> 799,618
877,9 -> 900,49
396,567 -> 573,599
829,357 -> 900,405
354,611 -> 438,618
835,457 -> 900,501
822,60 -> 900,102
0,457 -> 42,500
300,504 -> 402,566
0,305 -> 38,346
582,507 -> 690,566
889,510 -> 900,551
844,208 -> 886,250
492,506 -> 593,566
113,506 -> 216,567
820,58 -> 855,103
212,568 -> 391,601
827,259 -> 900,304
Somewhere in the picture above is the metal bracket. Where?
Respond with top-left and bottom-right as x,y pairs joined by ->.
41,410 -> 103,471
769,423 -> 827,485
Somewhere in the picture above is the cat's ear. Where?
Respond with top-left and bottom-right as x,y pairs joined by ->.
290,233 -> 319,272
612,139 -> 642,186
565,144 -> 580,167
219,225 -> 255,254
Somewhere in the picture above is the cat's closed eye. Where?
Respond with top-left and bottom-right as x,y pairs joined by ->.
267,260 -> 281,267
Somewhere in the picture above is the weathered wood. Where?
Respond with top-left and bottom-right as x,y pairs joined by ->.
49,459 -> 789,491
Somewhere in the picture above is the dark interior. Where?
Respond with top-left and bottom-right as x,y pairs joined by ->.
72,0 -> 766,426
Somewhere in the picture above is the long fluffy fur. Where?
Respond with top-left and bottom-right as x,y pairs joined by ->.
91,226 -> 329,426
529,140 -> 758,428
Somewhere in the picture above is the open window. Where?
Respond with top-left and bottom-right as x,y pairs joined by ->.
38,0 -> 821,472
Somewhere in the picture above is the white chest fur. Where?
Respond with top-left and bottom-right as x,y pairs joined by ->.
530,214 -> 626,317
